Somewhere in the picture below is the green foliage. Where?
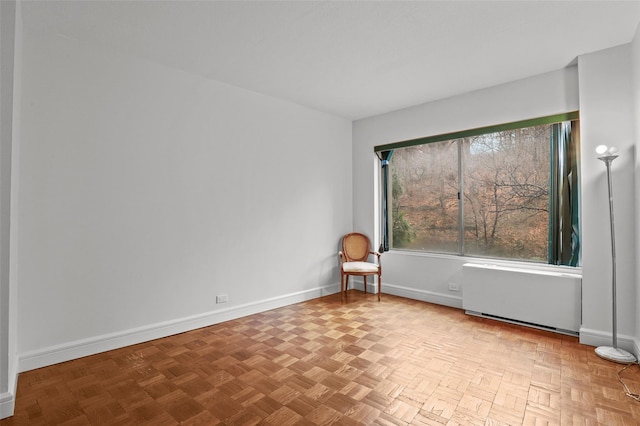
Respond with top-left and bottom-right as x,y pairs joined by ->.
393,211 -> 415,247
391,172 -> 415,247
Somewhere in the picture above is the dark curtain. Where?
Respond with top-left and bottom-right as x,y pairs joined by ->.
377,150 -> 393,252
548,121 -> 580,266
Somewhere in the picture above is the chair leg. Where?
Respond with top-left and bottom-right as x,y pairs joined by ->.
378,274 -> 381,301
363,276 -> 367,294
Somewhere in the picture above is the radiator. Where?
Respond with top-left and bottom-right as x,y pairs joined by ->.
462,263 -> 582,334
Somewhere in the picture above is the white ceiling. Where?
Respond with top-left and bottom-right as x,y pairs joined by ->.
20,1 -> 640,120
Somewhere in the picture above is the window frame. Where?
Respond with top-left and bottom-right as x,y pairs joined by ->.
375,111 -> 580,266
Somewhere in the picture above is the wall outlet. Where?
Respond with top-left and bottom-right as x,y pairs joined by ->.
448,283 -> 459,291
216,294 -> 228,304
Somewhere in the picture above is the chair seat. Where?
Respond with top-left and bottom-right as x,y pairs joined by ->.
342,261 -> 379,273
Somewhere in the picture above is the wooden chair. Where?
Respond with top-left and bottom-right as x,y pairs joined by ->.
339,233 -> 382,300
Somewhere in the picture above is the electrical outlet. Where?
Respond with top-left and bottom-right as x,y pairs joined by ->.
216,294 -> 228,304
448,283 -> 459,291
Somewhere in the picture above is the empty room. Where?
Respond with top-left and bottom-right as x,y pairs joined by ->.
2,1 -> 640,424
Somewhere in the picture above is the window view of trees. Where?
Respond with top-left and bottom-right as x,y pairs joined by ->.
390,124 -> 552,262
391,140 -> 459,253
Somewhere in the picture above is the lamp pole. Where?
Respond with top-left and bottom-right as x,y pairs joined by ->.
595,146 -> 636,364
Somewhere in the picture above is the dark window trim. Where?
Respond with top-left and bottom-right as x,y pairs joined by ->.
374,111 -> 579,153
376,112 -> 581,266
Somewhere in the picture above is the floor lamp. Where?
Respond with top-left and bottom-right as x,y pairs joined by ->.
594,145 -> 636,364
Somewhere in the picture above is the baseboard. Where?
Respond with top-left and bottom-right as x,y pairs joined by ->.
382,282 -> 463,309
346,279 -> 462,309
1,392 -> 15,420
347,279 -> 380,295
579,327 -> 637,355
1,359 -> 18,419
0,371 -> 16,420
19,284 -> 341,373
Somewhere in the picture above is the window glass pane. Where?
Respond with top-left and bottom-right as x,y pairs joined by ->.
380,116 -> 578,264
390,140 -> 459,252
462,126 -> 550,261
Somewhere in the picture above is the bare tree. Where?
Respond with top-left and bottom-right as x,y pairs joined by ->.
390,124 -> 551,260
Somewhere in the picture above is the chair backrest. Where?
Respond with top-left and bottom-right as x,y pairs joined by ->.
342,233 -> 371,262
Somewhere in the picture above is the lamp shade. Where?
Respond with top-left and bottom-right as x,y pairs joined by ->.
596,145 -> 619,159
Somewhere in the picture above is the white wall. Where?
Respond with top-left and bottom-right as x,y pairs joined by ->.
0,0 -> 13,410
632,25 -> 640,354
578,44 -> 637,350
0,0 -> 13,401
0,0 -> 20,419
353,67 -> 580,307
16,28 -> 352,370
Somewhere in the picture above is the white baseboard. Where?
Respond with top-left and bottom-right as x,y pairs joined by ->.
0,390 -> 15,420
347,279 -> 462,309
1,359 -> 18,419
579,327 -> 637,356
347,279 -> 379,294
19,284 -> 341,373
382,282 -> 463,309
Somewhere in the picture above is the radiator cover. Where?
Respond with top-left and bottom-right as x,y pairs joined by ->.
462,263 -> 582,334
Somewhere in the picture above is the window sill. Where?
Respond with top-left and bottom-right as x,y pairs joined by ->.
384,249 -> 582,275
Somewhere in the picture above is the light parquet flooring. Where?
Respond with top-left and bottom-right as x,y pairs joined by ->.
3,291 -> 640,425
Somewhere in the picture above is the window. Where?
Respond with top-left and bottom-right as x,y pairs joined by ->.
376,113 -> 580,266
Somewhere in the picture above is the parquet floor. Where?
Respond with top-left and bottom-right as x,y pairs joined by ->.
2,291 -> 640,425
